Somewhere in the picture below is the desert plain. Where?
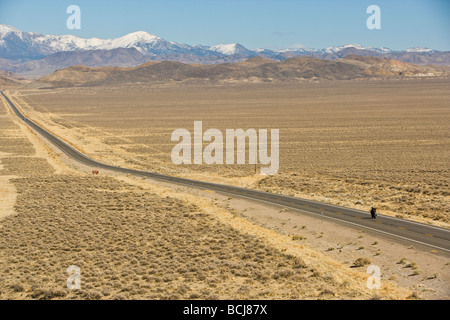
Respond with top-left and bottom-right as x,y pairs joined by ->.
1,78 -> 449,299
11,79 -> 450,225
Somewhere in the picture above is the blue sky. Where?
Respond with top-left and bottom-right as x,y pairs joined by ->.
0,0 -> 449,51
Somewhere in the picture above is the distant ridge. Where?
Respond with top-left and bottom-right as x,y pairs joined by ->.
0,69 -> 23,87
29,56 -> 448,89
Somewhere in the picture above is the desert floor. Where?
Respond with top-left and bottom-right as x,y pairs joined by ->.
10,79 -> 450,227
1,79 -> 449,299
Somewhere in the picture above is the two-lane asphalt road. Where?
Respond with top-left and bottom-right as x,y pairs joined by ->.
2,90 -> 449,255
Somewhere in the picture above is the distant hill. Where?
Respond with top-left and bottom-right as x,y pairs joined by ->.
30,56 -> 448,88
0,69 -> 23,80
0,75 -> 22,87
0,69 -> 25,87
342,55 -> 449,77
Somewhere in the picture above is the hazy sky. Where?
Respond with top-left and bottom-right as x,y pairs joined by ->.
0,0 -> 449,50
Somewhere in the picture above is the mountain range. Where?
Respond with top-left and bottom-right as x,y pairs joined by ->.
1,24 -> 450,77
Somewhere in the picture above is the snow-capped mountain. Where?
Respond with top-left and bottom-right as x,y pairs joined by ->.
405,47 -> 434,53
209,43 -> 252,55
3,24 -> 445,60
0,24 -> 194,59
323,44 -> 392,54
0,24 -> 258,60
274,44 -> 394,55
1,24 -> 448,77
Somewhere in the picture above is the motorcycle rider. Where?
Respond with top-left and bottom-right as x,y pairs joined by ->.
370,206 -> 377,219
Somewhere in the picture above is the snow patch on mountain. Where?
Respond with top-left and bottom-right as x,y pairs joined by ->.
210,43 -> 239,55
208,43 -> 251,55
406,47 -> 433,53
324,44 -> 392,54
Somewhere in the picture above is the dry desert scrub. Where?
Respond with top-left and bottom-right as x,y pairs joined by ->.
0,173 -> 412,300
16,80 -> 450,226
0,91 -> 411,300
0,175 -> 308,300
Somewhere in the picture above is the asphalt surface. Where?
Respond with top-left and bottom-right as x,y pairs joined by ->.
2,90 -> 449,255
